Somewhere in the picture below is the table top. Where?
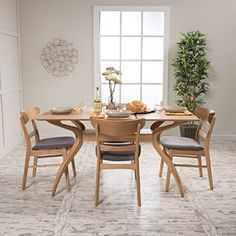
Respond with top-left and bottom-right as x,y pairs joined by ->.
37,110 -> 199,122
136,111 -> 199,121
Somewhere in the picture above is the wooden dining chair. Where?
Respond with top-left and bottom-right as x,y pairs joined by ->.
91,118 -> 146,207
159,107 -> 216,192
20,107 -> 76,193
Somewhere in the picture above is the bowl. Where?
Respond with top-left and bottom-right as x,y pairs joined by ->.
106,110 -> 132,118
163,106 -> 187,113
49,107 -> 73,114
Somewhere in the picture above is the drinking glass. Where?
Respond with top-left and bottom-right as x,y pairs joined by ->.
78,99 -> 86,111
118,103 -> 127,111
154,104 -> 163,113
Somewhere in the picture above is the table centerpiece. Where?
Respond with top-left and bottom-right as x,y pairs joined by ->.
102,67 -> 122,110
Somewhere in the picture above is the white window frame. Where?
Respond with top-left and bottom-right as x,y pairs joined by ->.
93,6 -> 170,105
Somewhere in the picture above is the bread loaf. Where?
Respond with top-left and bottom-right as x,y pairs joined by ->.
126,100 -> 146,112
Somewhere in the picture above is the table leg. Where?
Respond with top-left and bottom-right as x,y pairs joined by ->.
47,120 -> 84,196
151,121 -> 185,197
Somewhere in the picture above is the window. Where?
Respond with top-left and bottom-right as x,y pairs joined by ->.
94,6 -> 169,107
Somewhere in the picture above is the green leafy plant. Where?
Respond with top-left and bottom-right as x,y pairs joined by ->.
172,30 -> 210,113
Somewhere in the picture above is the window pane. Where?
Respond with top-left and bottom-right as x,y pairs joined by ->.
142,85 -> 163,108
101,84 -> 120,104
121,61 -> 140,83
122,12 -> 141,35
100,37 -> 120,60
143,12 -> 164,36
97,9 -> 167,107
121,85 -> 140,103
143,37 -> 163,60
121,37 -> 141,59
100,11 -> 120,35
142,61 -> 163,83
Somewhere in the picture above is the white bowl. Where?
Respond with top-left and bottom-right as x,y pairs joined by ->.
106,110 -> 132,118
163,106 -> 187,113
49,107 -> 73,114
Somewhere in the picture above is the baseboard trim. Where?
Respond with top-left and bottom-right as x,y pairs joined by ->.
211,135 -> 236,141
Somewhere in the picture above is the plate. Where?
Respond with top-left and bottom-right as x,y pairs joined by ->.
49,107 -> 73,114
106,110 -> 132,118
163,106 -> 187,113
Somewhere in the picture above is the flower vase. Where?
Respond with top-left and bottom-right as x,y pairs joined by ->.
107,95 -> 117,110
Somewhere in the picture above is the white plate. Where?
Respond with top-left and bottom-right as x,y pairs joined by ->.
163,106 -> 187,113
49,107 -> 73,114
106,110 -> 132,118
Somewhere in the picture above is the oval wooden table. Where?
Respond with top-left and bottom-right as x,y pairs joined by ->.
37,109 -> 198,196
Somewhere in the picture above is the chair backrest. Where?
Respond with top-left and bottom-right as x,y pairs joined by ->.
91,118 -> 146,159
195,107 -> 216,149
20,107 -> 40,150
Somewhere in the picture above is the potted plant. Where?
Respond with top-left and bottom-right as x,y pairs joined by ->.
172,30 -> 211,138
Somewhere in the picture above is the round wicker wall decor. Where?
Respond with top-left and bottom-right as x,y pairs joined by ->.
40,38 -> 78,77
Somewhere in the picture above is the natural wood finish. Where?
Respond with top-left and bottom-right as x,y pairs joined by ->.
29,163 -> 61,168
47,120 -> 83,196
32,156 -> 37,177
100,163 -> 136,169
174,164 -> 207,168
20,107 -> 77,194
36,108 -> 198,197
197,156 -> 203,177
159,107 -> 216,193
37,110 -> 92,121
152,121 -> 186,197
83,132 -> 152,142
37,110 -> 89,196
136,111 -> 199,122
91,118 -> 145,207
165,155 -> 173,192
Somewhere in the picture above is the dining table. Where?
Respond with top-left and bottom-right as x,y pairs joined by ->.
37,109 -> 199,196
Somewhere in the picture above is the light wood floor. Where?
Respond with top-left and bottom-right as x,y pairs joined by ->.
0,139 -> 235,235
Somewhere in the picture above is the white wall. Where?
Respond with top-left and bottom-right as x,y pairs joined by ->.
19,0 -> 236,136
0,0 -> 22,155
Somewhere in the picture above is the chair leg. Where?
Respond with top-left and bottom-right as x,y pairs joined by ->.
132,161 -> 137,181
95,158 -> 101,206
159,148 -> 167,177
71,158 -> 77,177
32,156 -> 38,177
197,156 -> 203,177
63,154 -> 70,192
205,153 -> 213,190
159,158 -> 164,177
22,151 -> 31,190
135,160 -> 141,207
165,156 -> 173,192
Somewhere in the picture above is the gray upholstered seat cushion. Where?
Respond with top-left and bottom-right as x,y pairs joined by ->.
160,136 -> 204,151
32,136 -> 75,150
97,144 -> 141,161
